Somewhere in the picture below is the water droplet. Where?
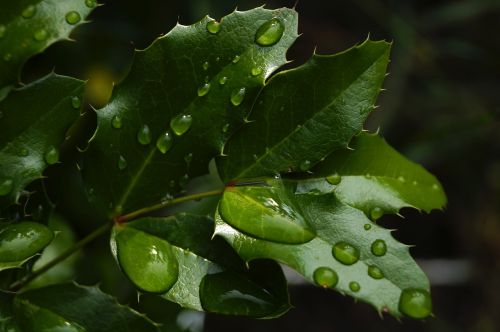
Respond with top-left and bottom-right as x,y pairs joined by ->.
349,281 -> 361,292
3,53 -> 12,62
399,288 -> 432,319
137,125 -> 152,145
371,239 -> 387,256
85,0 -> 97,8
156,131 -> 173,154
255,18 -> 284,46
364,223 -> 372,230
412,180 -> 418,186
22,5 -> 36,18
179,174 -> 189,188
33,29 -> 48,41
251,67 -> 262,76
71,96 -> 81,109
230,87 -> 246,106
432,183 -> 439,190
313,267 -> 338,288
368,265 -> 384,279
370,207 -> 383,220
0,25 -> 6,39
19,148 -> 29,157
197,82 -> 211,97
184,153 -> 193,165
206,20 -> 221,34
202,61 -> 209,71
44,146 -> 59,165
170,114 -> 193,136
397,175 -> 406,183
365,173 -> 372,179
118,155 -> 127,170
299,160 -> 311,171
219,76 -> 228,85
222,123 -> 230,133
332,241 -> 360,265
232,55 -> 240,63
111,115 -> 122,129
0,179 -> 14,196
326,173 -> 341,185
65,11 -> 81,25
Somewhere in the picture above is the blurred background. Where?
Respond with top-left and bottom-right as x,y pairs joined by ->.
21,0 -> 500,331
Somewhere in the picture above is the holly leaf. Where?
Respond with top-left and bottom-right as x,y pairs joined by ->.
295,132 -> 447,216
0,0 -> 96,88
217,39 -> 391,181
12,282 -> 160,331
215,179 -> 432,319
110,213 -> 290,317
0,73 -> 85,205
82,7 -> 299,217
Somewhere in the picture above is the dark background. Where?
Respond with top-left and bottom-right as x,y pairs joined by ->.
23,0 -> 500,331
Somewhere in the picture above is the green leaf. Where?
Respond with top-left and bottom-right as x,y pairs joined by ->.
110,213 -> 290,317
0,221 -> 53,271
0,0 -> 96,88
13,283 -> 160,332
217,39 -> 391,181
0,74 -> 85,205
82,7 -> 299,217
214,179 -> 431,318
295,132 -> 447,215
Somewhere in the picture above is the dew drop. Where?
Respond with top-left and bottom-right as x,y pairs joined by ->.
219,76 -> 228,86
299,159 -> 311,171
371,239 -> 387,256
111,115 -> 122,129
230,87 -> 246,106
156,131 -> 173,154
179,174 -> 189,188
398,288 -> 432,319
118,155 -> 127,170
255,18 -> 284,46
432,183 -> 439,190
206,20 -> 221,34
368,265 -> 384,279
412,180 -> 418,186
184,153 -> 193,165
364,223 -> 372,230
202,61 -> 209,71
19,148 -> 29,157
251,67 -> 262,76
3,53 -> 12,62
85,0 -> 97,8
397,175 -> 406,183
313,267 -> 338,288
349,281 -> 360,292
44,146 -> 59,165
137,125 -> 152,145
170,114 -> 193,136
0,25 -> 6,39
332,241 -> 360,265
0,179 -> 14,196
197,82 -> 211,97
222,123 -> 230,133
370,207 -> 383,221
33,29 -> 48,41
232,55 -> 240,63
71,96 -> 81,109
22,5 -> 36,19
65,11 -> 81,25
326,173 -> 341,185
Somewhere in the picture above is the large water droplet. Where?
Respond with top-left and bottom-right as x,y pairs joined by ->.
299,160 -> 312,171
232,55 -> 240,63
255,18 -> 284,46
156,131 -> 173,154
85,0 -> 97,8
71,96 -> 81,109
111,115 -> 122,129
206,20 -> 221,34
370,207 -> 383,221
33,29 -> 48,41
398,288 -> 432,319
349,281 -> 361,292
0,222 -> 53,262
137,125 -> 152,145
364,223 -> 372,230
44,146 -> 59,165
118,155 -> 127,170
170,114 -> 193,136
65,11 -> 81,25
371,239 -> 387,256
251,67 -> 263,76
22,5 -> 36,18
368,265 -> 384,279
219,76 -> 228,85
326,173 -> 341,185
0,179 -> 14,196
0,25 -> 6,39
230,87 -> 246,106
313,267 -> 338,288
197,82 -> 211,97
332,241 -> 360,265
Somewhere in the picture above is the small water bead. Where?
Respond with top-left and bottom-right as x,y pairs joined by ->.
326,173 -> 341,185
156,131 -> 173,154
44,146 -> 59,165
22,5 -> 36,18
255,18 -> 285,47
371,239 -> 387,256
118,155 -> 127,170
179,174 -> 189,188
313,267 -> 338,288
251,67 -> 263,76
230,87 -> 246,106
137,125 -> 152,145
219,76 -> 228,86
184,153 -> 193,165
111,115 -> 122,129
398,288 -> 432,319
202,61 -> 209,71
33,29 -> 48,41
85,0 -> 97,8
349,281 -> 361,292
370,207 -> 383,221
0,179 -> 14,196
368,265 -> 384,279
71,96 -> 81,109
412,180 -> 418,186
65,11 -> 81,25
206,20 -> 221,34
3,54 -> 12,62
232,55 -> 240,63
431,183 -> 440,190
0,25 -> 6,39
364,223 -> 372,230
222,123 -> 230,133
332,241 -> 360,265
397,175 -> 406,183
197,83 -> 211,97
299,160 -> 311,171
19,148 -> 29,157
170,114 -> 193,136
